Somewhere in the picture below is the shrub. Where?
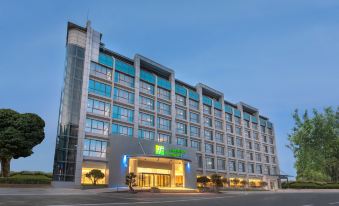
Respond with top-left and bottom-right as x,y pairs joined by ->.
283,181 -> 339,189
0,171 -> 52,184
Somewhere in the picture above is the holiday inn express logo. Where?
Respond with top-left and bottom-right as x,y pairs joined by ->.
154,144 -> 186,158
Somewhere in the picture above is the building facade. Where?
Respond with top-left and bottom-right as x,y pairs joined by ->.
52,21 -> 280,189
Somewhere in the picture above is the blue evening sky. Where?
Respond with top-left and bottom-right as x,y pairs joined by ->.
1,0 -> 338,178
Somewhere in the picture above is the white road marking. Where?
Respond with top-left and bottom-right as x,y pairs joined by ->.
47,196 -> 233,206
329,202 -> 339,205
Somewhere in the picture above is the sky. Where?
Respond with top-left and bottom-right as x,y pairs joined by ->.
0,0 -> 339,178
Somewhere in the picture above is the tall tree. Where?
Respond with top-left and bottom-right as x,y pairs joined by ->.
287,107 -> 339,182
0,109 -> 45,177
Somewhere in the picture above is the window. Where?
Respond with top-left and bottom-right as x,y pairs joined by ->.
256,164 -> 262,174
189,112 -> 199,123
247,152 -> 254,161
270,147 -> 275,154
228,147 -> 235,157
189,99 -> 199,110
217,159 -> 226,170
138,129 -> 155,140
87,98 -> 110,117
83,138 -> 107,158
268,128 -> 273,135
197,154 -> 203,168
248,163 -> 255,173
225,113 -> 232,122
111,123 -> 133,136
176,122 -> 187,135
191,140 -> 201,151
176,94 -> 186,106
215,120 -> 223,130
204,129 -> 213,140
264,145 -> 268,153
89,79 -> 111,97
157,117 -> 171,131
214,109 -> 222,118
263,135 -> 267,143
235,116 -> 241,125
114,71 -> 134,88
246,140 -> 253,149
158,133 -> 170,143
177,136 -> 188,146
255,153 -> 262,162
190,126 -> 200,137
236,137 -> 243,147
85,118 -> 109,135
203,105 -> 211,115
237,149 -> 244,159
157,88 -> 171,100
112,105 -> 134,122
235,127 -> 242,136
261,126 -> 266,133
252,123 -> 258,130
90,62 -> 112,80
176,108 -> 186,120
253,132 -> 259,140
269,137 -> 274,144
265,155 -> 270,163
272,156 -> 276,164
139,80 -> 154,95
157,102 -> 171,115
264,165 -> 271,175
139,96 -> 154,110
216,145 -> 225,155
238,162 -> 245,172
244,120 -> 250,128
113,87 -> 134,104
205,157 -> 215,169
228,160 -> 236,172
226,123 -> 233,133
244,130 -> 251,139
255,143 -> 261,151
227,134 -> 234,145
215,132 -> 224,143
205,143 -> 214,154
204,116 -> 212,127
272,166 -> 277,175
139,112 -> 154,126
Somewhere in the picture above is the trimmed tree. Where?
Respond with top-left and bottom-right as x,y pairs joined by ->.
210,174 -> 223,192
221,178 -> 229,187
85,169 -> 105,185
197,176 -> 210,190
260,181 -> 268,188
125,172 -> 137,192
0,109 -> 45,177
231,178 -> 240,187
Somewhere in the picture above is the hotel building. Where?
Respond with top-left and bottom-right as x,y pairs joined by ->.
52,21 -> 280,189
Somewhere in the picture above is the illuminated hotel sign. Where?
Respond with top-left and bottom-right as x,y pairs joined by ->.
155,145 -> 186,158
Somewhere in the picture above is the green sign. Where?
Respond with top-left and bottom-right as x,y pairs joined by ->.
154,144 -> 186,158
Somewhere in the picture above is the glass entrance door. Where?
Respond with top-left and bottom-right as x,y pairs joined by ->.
138,173 -> 171,187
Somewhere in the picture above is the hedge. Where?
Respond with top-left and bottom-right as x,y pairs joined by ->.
0,171 -> 52,184
282,181 -> 339,189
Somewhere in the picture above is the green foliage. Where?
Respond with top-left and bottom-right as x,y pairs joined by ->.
125,172 -> 137,192
0,171 -> 52,184
231,178 -> 240,187
287,107 -> 339,182
85,169 -> 105,185
197,176 -> 210,187
0,109 -> 45,177
282,181 -> 339,189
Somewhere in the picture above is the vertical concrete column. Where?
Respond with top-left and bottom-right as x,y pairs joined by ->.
171,162 -> 176,187
74,22 -> 100,186
133,57 -> 141,139
170,73 -> 176,144
196,85 -> 205,175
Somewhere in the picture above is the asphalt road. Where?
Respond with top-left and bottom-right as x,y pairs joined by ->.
0,191 -> 339,206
